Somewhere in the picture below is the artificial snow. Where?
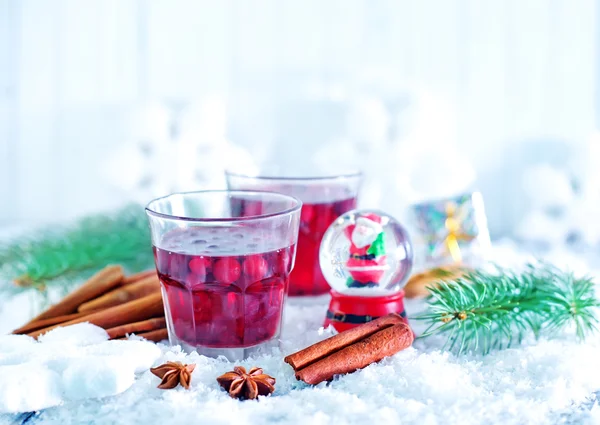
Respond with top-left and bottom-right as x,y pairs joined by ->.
0,326 -> 161,415
0,363 -> 62,414
37,323 -> 109,346
1,243 -> 600,424
88,340 -> 162,373
62,357 -> 135,401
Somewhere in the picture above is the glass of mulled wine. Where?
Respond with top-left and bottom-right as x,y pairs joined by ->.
226,170 -> 362,296
145,190 -> 301,360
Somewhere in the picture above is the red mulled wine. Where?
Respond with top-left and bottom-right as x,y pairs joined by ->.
293,197 -> 357,295
233,196 -> 357,296
154,228 -> 294,348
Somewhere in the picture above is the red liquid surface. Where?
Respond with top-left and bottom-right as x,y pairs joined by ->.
154,228 -> 294,348
233,197 -> 357,296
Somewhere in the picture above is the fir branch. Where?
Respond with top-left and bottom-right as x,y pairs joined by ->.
413,266 -> 600,355
538,271 -> 600,340
0,205 -> 154,295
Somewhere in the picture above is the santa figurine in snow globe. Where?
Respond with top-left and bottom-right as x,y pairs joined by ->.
320,210 -> 414,332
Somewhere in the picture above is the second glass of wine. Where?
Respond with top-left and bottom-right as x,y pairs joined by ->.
226,170 -> 362,296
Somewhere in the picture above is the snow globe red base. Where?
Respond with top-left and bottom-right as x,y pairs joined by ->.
320,211 -> 414,332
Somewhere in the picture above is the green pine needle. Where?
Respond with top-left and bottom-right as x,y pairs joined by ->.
413,265 -> 600,355
0,204 -> 154,295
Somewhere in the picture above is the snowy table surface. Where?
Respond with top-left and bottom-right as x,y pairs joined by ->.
2,240 -> 600,425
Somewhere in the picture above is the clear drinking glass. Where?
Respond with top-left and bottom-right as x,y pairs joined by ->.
226,171 -> 362,296
145,190 -> 301,360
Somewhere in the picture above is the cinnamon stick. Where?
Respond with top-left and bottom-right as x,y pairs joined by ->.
106,317 -> 166,339
12,312 -> 85,335
29,292 -> 165,338
77,275 -> 160,313
294,323 -> 413,385
121,270 -> 156,286
26,265 -> 124,323
284,313 -> 404,370
135,328 -> 168,342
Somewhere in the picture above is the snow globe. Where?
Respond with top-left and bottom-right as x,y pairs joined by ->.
319,210 -> 414,332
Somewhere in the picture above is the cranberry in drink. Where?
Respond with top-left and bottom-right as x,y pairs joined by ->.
154,227 -> 294,348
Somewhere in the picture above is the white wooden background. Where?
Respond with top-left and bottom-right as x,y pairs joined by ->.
0,0 -> 597,236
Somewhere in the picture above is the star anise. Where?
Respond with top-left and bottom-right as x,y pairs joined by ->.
216,366 -> 276,400
150,361 -> 196,390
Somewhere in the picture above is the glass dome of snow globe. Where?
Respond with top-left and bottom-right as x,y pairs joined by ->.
319,210 -> 414,296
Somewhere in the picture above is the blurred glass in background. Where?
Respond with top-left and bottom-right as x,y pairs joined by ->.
0,0 -> 599,249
